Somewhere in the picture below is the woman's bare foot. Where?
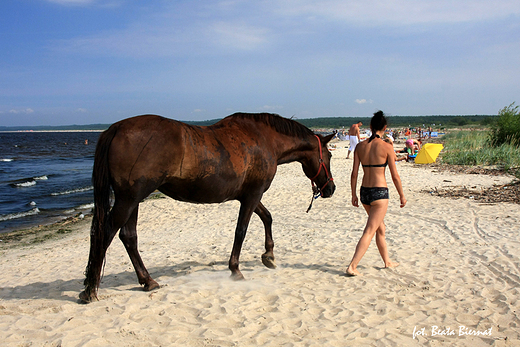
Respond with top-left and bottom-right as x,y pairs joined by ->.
385,261 -> 399,268
346,265 -> 362,276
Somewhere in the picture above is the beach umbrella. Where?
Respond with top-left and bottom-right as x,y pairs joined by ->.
414,143 -> 444,164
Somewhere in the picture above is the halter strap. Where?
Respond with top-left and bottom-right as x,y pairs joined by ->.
306,135 -> 334,213
309,135 -> 334,195
368,133 -> 381,143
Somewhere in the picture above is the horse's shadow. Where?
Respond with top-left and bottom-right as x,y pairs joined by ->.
0,260 -> 346,303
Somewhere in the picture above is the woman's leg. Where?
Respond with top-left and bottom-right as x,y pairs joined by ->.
347,199 -> 389,276
375,221 -> 399,268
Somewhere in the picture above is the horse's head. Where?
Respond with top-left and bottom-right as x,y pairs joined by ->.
303,133 -> 336,198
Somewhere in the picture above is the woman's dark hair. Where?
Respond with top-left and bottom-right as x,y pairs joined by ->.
370,110 -> 387,131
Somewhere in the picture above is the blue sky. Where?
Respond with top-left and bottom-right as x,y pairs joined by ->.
1,0 -> 519,126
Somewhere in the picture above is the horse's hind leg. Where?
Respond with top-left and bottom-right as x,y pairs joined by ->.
119,205 -> 159,292
80,198 -> 137,303
255,202 -> 276,269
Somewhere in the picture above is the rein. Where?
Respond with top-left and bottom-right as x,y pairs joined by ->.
306,135 -> 334,213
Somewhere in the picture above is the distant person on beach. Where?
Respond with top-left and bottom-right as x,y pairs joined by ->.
405,138 -> 421,154
384,138 -> 407,162
346,122 -> 362,159
347,111 -> 406,276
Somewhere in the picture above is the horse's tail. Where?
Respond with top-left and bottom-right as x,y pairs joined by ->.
82,125 -> 118,301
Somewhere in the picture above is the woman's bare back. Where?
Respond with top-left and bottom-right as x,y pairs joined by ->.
355,137 -> 393,188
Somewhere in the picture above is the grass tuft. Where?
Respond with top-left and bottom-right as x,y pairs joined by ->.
441,130 -> 520,178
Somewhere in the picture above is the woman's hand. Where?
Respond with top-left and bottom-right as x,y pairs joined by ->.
400,196 -> 407,208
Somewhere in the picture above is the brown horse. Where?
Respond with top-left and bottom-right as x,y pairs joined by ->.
80,112 -> 335,303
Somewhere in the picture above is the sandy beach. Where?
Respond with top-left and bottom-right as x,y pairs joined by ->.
1,142 -> 519,346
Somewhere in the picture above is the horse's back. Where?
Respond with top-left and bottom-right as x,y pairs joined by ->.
103,114 -> 276,203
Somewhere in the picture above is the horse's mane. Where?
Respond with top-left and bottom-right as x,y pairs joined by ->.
227,112 -> 314,138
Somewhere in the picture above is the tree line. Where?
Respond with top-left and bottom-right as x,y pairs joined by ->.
0,114 -> 496,132
295,115 -> 496,129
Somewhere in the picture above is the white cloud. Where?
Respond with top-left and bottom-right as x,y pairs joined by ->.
210,21 -> 270,51
260,105 -> 284,111
52,3 -> 271,58
76,108 -> 88,113
46,0 -> 122,6
273,0 -> 520,26
9,108 -> 34,114
46,0 -> 98,5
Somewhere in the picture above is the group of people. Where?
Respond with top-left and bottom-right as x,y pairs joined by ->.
405,126 -> 434,139
344,111 -> 407,276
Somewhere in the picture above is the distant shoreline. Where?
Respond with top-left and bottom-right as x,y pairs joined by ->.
0,130 -> 104,133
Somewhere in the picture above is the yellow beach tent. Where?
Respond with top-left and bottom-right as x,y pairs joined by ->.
414,143 -> 444,164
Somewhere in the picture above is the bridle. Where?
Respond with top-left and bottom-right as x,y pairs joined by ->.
307,135 -> 334,212
309,135 -> 334,192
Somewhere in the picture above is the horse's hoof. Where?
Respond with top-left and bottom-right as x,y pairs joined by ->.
261,254 -> 277,269
230,272 -> 245,281
144,280 -> 160,292
78,290 -> 98,304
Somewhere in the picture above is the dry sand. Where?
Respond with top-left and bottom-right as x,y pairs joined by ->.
1,143 -> 519,346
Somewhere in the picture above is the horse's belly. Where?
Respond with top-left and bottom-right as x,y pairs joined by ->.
158,177 -> 240,204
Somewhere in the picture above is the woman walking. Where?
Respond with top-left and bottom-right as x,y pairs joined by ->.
347,111 -> 406,276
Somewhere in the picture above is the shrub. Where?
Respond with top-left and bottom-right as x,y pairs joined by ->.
489,102 -> 520,147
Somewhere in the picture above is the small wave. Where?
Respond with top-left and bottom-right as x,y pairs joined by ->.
9,176 -> 47,188
62,203 -> 93,215
51,186 -> 93,196
0,208 -> 40,222
11,180 -> 37,188
77,203 -> 94,210
0,158 -> 14,162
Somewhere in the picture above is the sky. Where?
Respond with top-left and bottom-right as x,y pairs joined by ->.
1,0 -> 519,126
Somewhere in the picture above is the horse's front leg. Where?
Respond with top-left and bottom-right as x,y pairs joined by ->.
254,202 -> 276,269
229,198 -> 261,280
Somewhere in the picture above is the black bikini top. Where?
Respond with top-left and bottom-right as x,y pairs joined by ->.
362,161 -> 388,168
362,134 -> 388,168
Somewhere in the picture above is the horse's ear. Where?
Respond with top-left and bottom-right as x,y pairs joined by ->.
322,133 -> 335,145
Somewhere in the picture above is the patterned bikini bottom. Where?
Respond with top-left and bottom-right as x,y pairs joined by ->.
360,186 -> 389,205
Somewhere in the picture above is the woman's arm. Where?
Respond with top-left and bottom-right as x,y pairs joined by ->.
387,147 -> 407,208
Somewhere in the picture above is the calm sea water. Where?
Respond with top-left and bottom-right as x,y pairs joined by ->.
0,131 -> 101,233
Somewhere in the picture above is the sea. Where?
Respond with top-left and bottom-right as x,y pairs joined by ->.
0,131 -> 102,234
